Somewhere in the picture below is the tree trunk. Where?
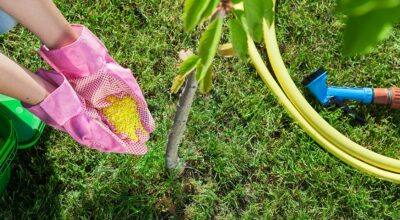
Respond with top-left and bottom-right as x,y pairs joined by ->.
165,70 -> 198,170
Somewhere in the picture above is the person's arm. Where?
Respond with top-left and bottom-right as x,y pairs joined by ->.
0,0 -> 77,49
0,53 -> 55,105
0,0 -> 74,104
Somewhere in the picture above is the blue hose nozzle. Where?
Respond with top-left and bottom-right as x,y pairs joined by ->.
305,69 -> 374,106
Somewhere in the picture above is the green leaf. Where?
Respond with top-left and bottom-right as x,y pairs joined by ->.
339,0 -> 400,16
343,5 -> 400,55
232,0 -> 243,3
178,54 -> 201,75
199,68 -> 213,94
196,15 -> 224,81
243,0 -> 274,42
201,0 -> 220,21
170,74 -> 188,94
233,9 -> 247,30
229,18 -> 248,60
264,0 -> 274,27
171,54 -> 200,94
183,0 -> 212,32
243,0 -> 263,42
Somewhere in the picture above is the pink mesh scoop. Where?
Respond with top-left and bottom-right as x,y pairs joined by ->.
38,24 -> 155,155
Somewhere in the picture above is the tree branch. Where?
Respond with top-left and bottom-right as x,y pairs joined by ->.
165,50 -> 199,170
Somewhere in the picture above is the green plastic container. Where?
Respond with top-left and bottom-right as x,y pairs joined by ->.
0,94 -> 45,149
0,107 -> 17,193
0,95 -> 45,193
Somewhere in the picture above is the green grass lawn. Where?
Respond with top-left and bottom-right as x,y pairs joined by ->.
1,0 -> 400,218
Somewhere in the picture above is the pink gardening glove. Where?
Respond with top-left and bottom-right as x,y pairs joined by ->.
38,25 -> 155,155
25,70 -> 139,153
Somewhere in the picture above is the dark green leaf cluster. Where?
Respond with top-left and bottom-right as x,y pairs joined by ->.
339,0 -> 400,55
177,0 -> 274,94
181,0 -> 224,93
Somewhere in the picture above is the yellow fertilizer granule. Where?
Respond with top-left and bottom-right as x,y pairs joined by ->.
102,96 -> 146,142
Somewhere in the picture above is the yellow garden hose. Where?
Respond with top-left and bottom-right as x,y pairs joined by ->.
238,1 -> 400,183
247,36 -> 400,183
263,22 -> 400,173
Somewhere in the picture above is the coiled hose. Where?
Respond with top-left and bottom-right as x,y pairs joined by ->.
245,1 -> 400,183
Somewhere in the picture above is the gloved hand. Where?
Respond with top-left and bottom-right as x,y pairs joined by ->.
25,69 -> 143,154
38,25 -> 155,155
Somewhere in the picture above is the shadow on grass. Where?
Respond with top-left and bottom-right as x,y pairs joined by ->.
370,105 -> 400,126
0,127 -> 61,218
